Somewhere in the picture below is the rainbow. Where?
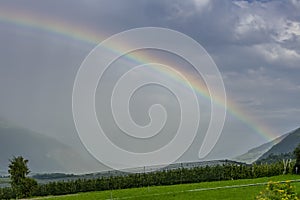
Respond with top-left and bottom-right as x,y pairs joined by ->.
0,6 -> 279,142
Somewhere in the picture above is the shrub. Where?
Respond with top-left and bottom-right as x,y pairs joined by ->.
0,187 -> 16,200
256,181 -> 298,200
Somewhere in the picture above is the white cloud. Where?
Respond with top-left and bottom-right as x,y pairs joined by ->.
235,14 -> 267,40
290,0 -> 300,9
193,0 -> 211,11
254,43 -> 300,67
273,19 -> 300,42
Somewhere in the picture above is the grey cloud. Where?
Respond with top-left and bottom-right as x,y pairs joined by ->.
1,0 -> 300,170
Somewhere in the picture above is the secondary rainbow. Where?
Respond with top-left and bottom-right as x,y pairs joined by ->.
0,6 -> 278,142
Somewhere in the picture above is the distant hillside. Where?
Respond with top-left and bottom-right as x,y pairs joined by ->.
0,119 -> 92,173
256,152 -> 294,164
233,133 -> 288,163
257,127 -> 300,161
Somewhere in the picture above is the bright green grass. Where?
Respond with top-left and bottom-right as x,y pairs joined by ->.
32,175 -> 300,200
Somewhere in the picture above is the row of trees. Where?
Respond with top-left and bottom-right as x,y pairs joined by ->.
0,159 -> 292,199
1,144 -> 300,199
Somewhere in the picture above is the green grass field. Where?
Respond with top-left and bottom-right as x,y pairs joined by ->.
31,175 -> 300,200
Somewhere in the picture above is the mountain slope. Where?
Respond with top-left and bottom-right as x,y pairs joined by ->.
257,127 -> 300,161
234,133 -> 288,163
0,120 -> 93,173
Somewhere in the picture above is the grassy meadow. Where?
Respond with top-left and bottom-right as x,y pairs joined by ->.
30,174 -> 300,200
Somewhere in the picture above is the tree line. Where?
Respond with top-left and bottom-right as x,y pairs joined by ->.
0,159 -> 293,199
1,144 -> 300,199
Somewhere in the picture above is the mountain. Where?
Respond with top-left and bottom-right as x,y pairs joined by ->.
0,119 -> 94,173
234,132 -> 289,163
234,127 -> 300,164
257,127 -> 300,161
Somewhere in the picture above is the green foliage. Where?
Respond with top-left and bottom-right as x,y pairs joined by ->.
21,175 -> 300,200
8,156 -> 30,186
256,181 -> 298,200
0,187 -> 16,200
0,161 -> 295,199
29,161 -> 289,198
256,153 -> 295,164
8,156 -> 37,198
19,177 -> 38,197
294,144 -> 300,174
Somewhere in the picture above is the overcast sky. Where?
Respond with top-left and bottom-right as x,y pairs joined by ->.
0,0 -> 300,168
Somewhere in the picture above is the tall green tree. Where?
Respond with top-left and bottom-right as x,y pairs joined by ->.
8,156 -> 30,186
293,144 -> 300,174
8,156 -> 37,198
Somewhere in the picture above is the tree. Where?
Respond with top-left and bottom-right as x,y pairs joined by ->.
8,156 -> 30,186
293,144 -> 300,174
8,156 -> 37,198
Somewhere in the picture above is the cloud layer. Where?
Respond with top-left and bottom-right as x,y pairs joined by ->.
0,0 -> 300,170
